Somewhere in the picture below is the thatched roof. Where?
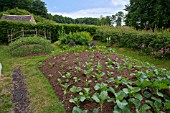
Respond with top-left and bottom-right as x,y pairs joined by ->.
1,15 -> 36,24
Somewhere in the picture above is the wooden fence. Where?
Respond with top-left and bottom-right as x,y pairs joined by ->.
8,27 -> 51,43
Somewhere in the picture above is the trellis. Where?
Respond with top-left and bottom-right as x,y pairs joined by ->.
8,27 -> 51,43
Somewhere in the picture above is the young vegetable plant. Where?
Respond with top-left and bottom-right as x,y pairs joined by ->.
85,62 -> 93,68
73,76 -> 80,83
107,71 -> 114,77
107,58 -> 114,65
70,86 -> 82,93
65,72 -> 72,79
48,74 -> 53,78
95,72 -> 105,80
83,68 -> 93,77
57,78 -> 62,84
94,82 -> 108,91
96,62 -> 103,72
92,91 -> 109,111
62,57 -> 66,61
85,79 -> 92,86
79,88 -> 91,101
61,83 -> 70,95
72,106 -> 88,113
49,62 -> 55,68
75,66 -> 81,72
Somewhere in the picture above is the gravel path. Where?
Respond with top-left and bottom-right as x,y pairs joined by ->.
12,66 -> 30,113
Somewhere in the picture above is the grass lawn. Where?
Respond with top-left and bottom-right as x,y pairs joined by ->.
0,45 -> 65,113
0,44 -> 170,113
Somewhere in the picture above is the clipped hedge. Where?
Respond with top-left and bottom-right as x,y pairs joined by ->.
0,20 -> 97,44
94,27 -> 170,57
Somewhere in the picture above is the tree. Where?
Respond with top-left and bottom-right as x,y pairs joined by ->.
115,11 -> 124,26
111,15 -> 116,26
125,0 -> 170,30
0,0 -> 48,18
31,0 -> 48,18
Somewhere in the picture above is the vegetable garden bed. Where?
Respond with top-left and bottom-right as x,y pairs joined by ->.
39,50 -> 170,113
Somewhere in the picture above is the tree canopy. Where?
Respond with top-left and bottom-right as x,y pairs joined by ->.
125,0 -> 170,30
0,0 -> 48,18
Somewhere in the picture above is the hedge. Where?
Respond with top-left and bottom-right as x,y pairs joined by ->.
0,20 -> 97,44
94,27 -> 170,57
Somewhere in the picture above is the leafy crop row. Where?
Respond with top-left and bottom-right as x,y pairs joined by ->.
46,48 -> 170,113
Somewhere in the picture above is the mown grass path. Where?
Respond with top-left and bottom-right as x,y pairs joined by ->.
0,45 -> 65,113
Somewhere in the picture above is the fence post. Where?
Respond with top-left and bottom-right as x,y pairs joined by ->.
11,29 -> 13,43
49,31 -> 51,42
44,29 -> 46,39
21,27 -> 24,44
35,28 -> 37,37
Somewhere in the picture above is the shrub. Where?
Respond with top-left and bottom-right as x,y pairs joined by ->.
59,32 -> 93,46
9,36 -> 54,57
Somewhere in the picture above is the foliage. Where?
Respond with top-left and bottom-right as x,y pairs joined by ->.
58,31 -> 93,46
94,26 -> 170,58
0,20 -> 97,44
52,48 -> 170,112
0,45 -> 66,113
125,0 -> 170,30
9,36 -> 54,56
1,8 -> 56,24
0,0 -> 48,18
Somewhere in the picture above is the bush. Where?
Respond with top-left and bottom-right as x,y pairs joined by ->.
9,36 -> 54,57
58,32 -> 93,46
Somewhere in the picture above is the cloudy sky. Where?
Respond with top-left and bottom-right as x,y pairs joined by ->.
41,0 -> 129,19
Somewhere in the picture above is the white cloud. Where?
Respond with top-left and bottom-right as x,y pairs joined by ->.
50,8 -> 123,19
111,0 -> 129,6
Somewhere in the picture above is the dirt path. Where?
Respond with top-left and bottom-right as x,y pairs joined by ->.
12,66 -> 30,113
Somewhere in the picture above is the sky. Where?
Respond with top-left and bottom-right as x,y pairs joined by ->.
41,0 -> 129,19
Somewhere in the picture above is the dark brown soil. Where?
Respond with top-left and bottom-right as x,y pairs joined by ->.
12,66 -> 30,113
39,51 -> 140,113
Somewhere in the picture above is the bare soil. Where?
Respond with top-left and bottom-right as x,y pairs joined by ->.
39,51 -> 139,113
12,66 -> 30,113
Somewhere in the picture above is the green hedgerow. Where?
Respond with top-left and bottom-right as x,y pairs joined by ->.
9,36 -> 54,57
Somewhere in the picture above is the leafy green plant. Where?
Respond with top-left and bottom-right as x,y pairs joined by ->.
94,82 -> 108,91
75,66 -> 81,72
70,86 -> 82,93
48,74 -> 53,78
49,62 -> 55,68
95,72 -> 105,80
85,62 -> 93,68
57,78 -> 62,84
83,68 -> 93,77
61,83 -> 70,95
92,91 -> 109,111
73,77 -> 80,83
96,62 -> 103,72
79,88 -> 91,101
65,72 -> 72,79
84,79 -> 92,86
72,106 -> 88,113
